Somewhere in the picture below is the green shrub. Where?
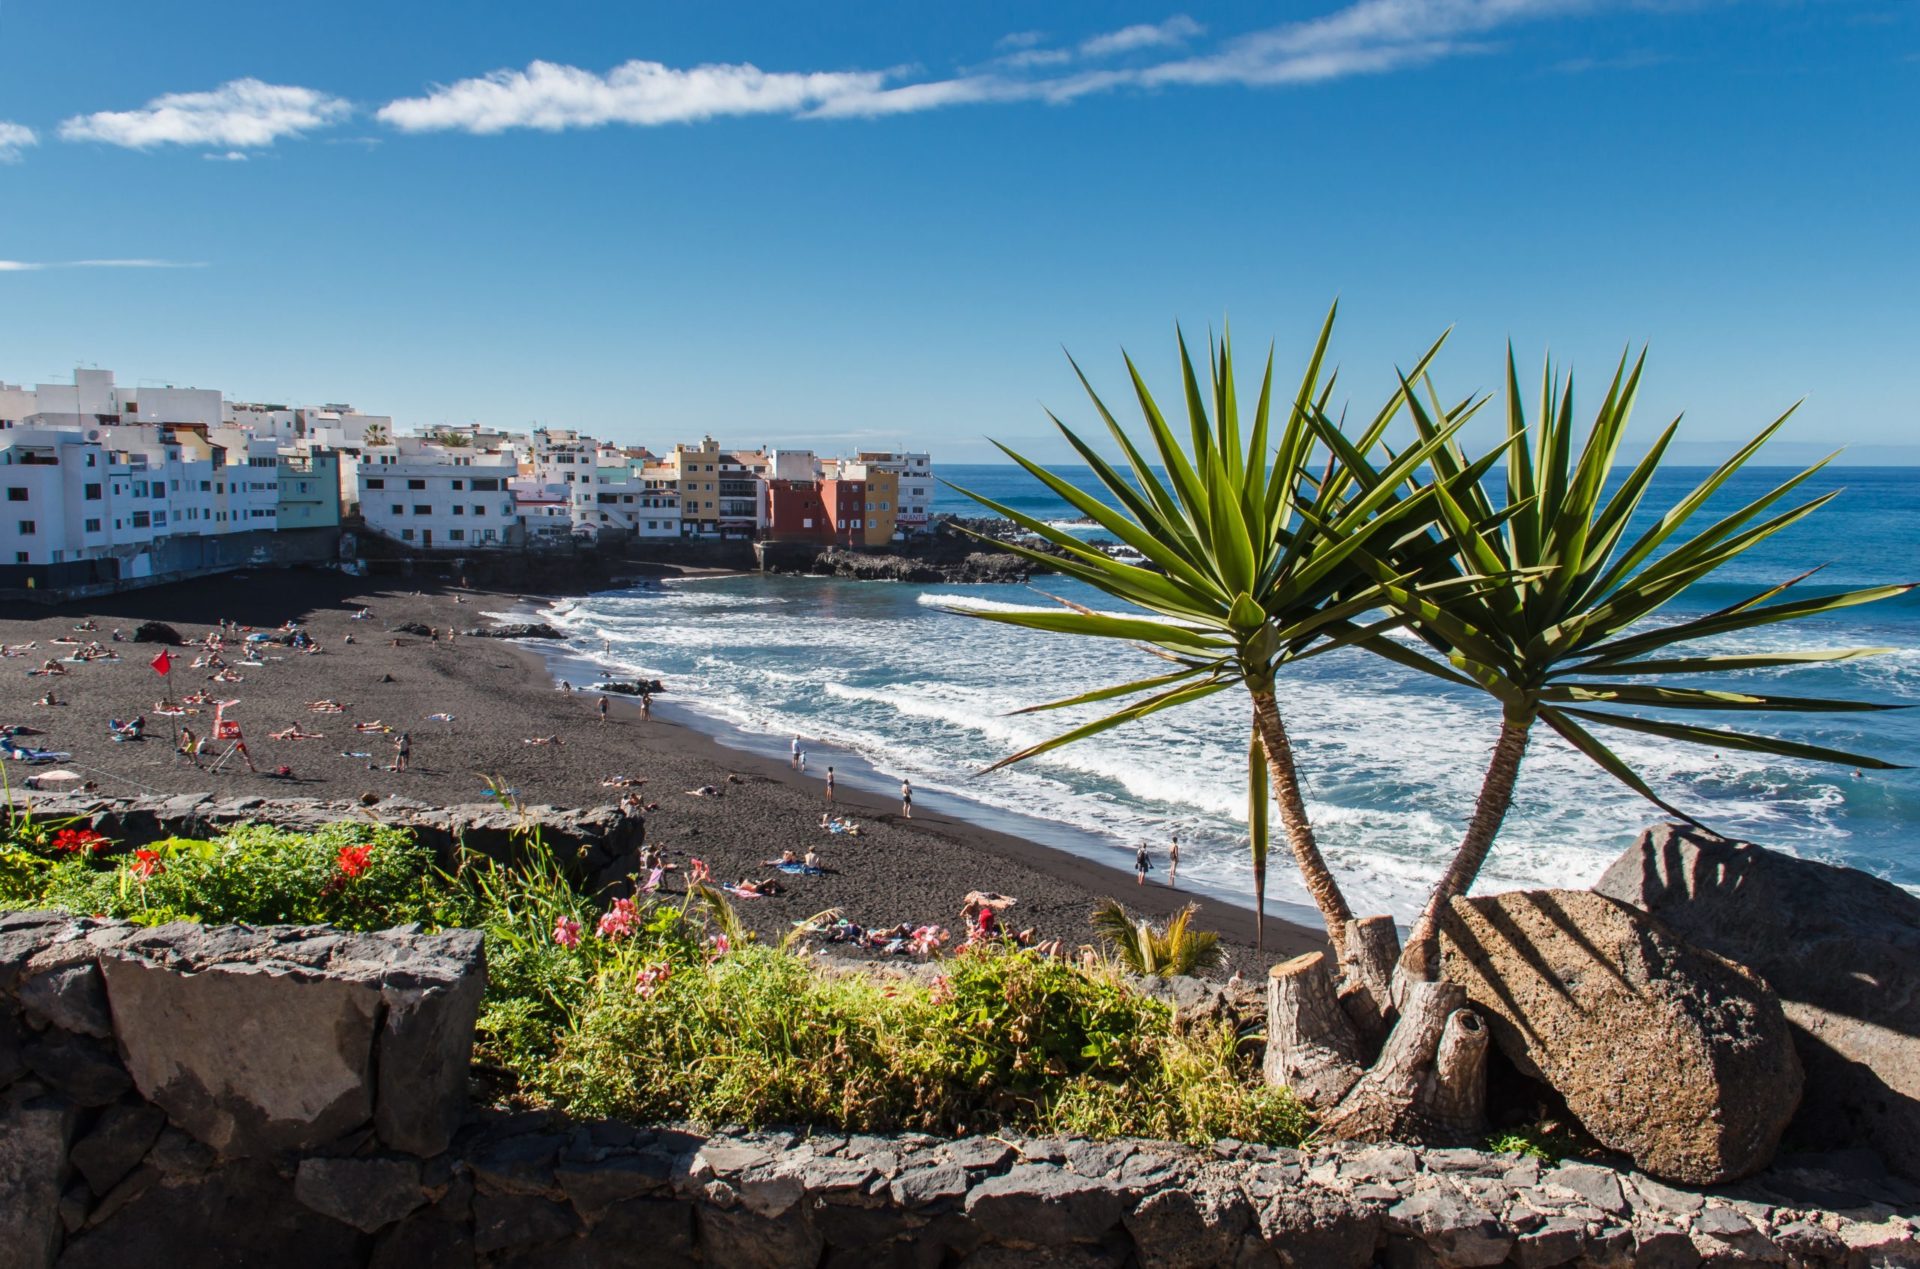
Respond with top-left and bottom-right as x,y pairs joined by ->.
1,819 -> 435,930
2,807 -> 1308,1146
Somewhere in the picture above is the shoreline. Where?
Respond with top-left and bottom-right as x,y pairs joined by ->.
517,582 -> 1331,935
0,566 -> 1325,970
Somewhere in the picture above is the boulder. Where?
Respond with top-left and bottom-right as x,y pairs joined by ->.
962,1164 -> 1126,1247
57,1160 -> 363,1269
1594,823 -> 1920,1179
1439,889 -> 1801,1184
94,922 -> 482,1158
131,621 -> 183,645
461,622 -> 563,640
0,1082 -> 79,1269
294,1157 -> 426,1233
69,1102 -> 166,1195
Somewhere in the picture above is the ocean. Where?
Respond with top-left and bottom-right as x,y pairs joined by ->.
544,463 -> 1920,926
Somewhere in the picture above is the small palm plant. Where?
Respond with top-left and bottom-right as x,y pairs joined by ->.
1091,899 -> 1223,977
949,308 -> 1464,952
1349,348 -> 1912,981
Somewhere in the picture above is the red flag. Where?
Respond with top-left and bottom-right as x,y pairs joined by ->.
150,650 -> 172,677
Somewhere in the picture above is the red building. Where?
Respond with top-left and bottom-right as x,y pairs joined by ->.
763,477 -> 868,544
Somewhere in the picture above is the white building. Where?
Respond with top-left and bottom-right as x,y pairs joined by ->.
853,451 -> 934,530
358,440 -> 519,550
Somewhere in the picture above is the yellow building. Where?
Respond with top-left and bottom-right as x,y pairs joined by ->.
668,437 -> 722,534
843,462 -> 899,546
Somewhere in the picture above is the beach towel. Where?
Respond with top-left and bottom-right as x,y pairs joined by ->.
642,867 -> 663,893
722,885 -> 766,900
774,863 -> 825,876
341,751 -> 372,759
3,747 -> 70,763
426,713 -> 455,722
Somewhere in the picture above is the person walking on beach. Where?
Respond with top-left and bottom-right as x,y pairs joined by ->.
394,732 -> 411,772
1134,843 -> 1150,886
639,688 -> 651,721
825,767 -> 835,804
598,696 -> 609,726
1167,833 -> 1180,888
900,779 -> 912,819
791,735 -> 801,768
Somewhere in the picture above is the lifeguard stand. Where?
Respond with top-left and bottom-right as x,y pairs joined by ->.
206,700 -> 255,773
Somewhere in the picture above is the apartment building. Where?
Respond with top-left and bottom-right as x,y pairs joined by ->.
358,441 -> 519,549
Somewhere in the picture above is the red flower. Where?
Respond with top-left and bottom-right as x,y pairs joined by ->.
336,844 -> 374,880
52,828 -> 108,855
130,849 -> 164,879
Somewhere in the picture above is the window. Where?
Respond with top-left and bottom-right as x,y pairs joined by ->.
17,520 -> 34,535
881,501 -> 890,510
132,510 -> 151,528
87,483 -> 104,500
401,528 -> 414,541
472,505 -> 485,517
14,552 -> 25,563
390,504 -> 404,516
407,479 -> 426,490
503,504 -> 514,516
451,479 -> 464,490
200,481 -> 211,492
448,528 -> 465,542
414,505 -> 432,516
802,517 -> 814,529
365,477 -> 385,489
480,528 -> 496,542
152,486 -> 165,500
451,504 -> 464,515
154,513 -> 167,527
473,478 -> 501,491
4,488 -> 24,501
84,518 -> 101,533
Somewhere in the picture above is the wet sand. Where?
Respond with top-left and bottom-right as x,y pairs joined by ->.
0,567 -> 1323,971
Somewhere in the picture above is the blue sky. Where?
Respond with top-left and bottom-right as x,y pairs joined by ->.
2,1 -> 1915,462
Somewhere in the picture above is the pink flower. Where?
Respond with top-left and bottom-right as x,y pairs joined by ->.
908,924 -> 948,958
634,962 -> 672,999
929,974 -> 953,1005
707,933 -> 731,960
552,916 -> 581,948
596,896 -> 638,940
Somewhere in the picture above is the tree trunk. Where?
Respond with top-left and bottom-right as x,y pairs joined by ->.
1395,716 -> 1532,987
1247,689 -> 1354,958
1265,949 -> 1489,1146
1340,915 -> 1402,1045
1264,952 -> 1364,1107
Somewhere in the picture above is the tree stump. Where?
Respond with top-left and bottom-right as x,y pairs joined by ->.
1264,917 -> 1490,1146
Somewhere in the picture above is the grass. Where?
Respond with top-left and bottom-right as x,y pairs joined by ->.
0,803 -> 1309,1147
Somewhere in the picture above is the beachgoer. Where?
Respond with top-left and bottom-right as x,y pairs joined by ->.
900,779 -> 912,819
1168,834 -> 1180,887
1135,843 -> 1150,886
597,696 -> 608,726
791,735 -> 800,768
797,749 -> 806,771
639,690 -> 651,721
803,848 -> 821,870
394,732 -> 411,772
560,680 -> 573,693
825,767 -> 835,804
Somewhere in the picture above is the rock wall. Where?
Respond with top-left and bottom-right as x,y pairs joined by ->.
8,793 -> 646,892
5,911 -> 1918,1266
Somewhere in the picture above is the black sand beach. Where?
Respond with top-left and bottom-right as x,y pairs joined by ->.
0,567 -> 1323,969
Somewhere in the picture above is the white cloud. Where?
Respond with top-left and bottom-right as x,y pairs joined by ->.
996,31 -> 1048,51
0,121 -> 36,163
0,259 -> 207,272
59,79 -> 350,149
368,0 -> 1653,130
1079,15 -> 1206,58
203,150 -> 250,162
376,59 -> 887,133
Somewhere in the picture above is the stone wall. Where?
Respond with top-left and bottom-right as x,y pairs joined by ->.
11,793 -> 646,892
6,911 -> 1920,1266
